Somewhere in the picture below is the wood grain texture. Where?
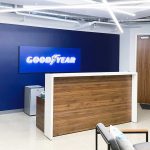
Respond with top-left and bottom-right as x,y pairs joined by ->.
36,97 -> 44,132
121,129 -> 148,133
53,75 -> 132,136
137,36 -> 150,103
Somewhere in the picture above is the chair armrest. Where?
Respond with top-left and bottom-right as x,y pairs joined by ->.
121,129 -> 148,142
121,129 -> 148,133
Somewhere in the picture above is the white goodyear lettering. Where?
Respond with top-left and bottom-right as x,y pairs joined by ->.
45,57 -> 51,63
26,56 -> 32,64
33,57 -> 39,64
70,57 -> 76,63
39,57 -> 45,63
26,54 -> 76,65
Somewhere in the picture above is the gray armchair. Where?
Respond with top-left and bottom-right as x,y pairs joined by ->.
96,123 -> 150,150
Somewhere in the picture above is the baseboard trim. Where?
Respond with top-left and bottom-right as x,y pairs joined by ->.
0,109 -> 23,115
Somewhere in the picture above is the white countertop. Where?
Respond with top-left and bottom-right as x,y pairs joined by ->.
45,72 -> 137,77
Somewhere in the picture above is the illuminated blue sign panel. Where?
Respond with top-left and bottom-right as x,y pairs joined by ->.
19,46 -> 80,73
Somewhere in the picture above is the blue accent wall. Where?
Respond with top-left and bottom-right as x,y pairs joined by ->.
0,23 -> 119,111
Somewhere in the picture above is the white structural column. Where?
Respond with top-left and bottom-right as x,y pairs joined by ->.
132,73 -> 138,122
44,75 -> 54,140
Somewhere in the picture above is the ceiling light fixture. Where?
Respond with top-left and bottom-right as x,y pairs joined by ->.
102,0 -> 123,33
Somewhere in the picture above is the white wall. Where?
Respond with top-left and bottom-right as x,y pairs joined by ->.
120,24 -> 150,72
119,28 -> 131,71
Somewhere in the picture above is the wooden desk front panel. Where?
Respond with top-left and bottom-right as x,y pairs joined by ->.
36,97 -> 45,132
54,76 -> 132,136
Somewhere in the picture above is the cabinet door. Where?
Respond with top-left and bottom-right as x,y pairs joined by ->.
137,36 -> 150,103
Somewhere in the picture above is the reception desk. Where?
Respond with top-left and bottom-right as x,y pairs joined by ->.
37,72 -> 137,140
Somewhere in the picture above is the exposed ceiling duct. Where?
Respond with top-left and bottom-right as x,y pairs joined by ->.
15,11 -> 81,24
0,2 -> 14,9
0,1 -> 149,32
120,18 -> 150,23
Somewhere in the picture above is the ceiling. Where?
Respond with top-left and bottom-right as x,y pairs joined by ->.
0,0 -> 150,32
0,0 -> 149,18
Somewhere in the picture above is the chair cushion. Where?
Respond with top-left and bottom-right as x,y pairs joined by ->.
97,123 -> 120,150
134,142 -> 150,150
110,125 -> 135,150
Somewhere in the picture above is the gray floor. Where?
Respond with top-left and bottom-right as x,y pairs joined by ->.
0,104 -> 149,150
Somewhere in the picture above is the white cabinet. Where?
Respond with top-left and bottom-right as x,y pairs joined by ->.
24,85 -> 44,116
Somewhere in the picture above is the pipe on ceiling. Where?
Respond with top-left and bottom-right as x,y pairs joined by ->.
15,11 -> 80,25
